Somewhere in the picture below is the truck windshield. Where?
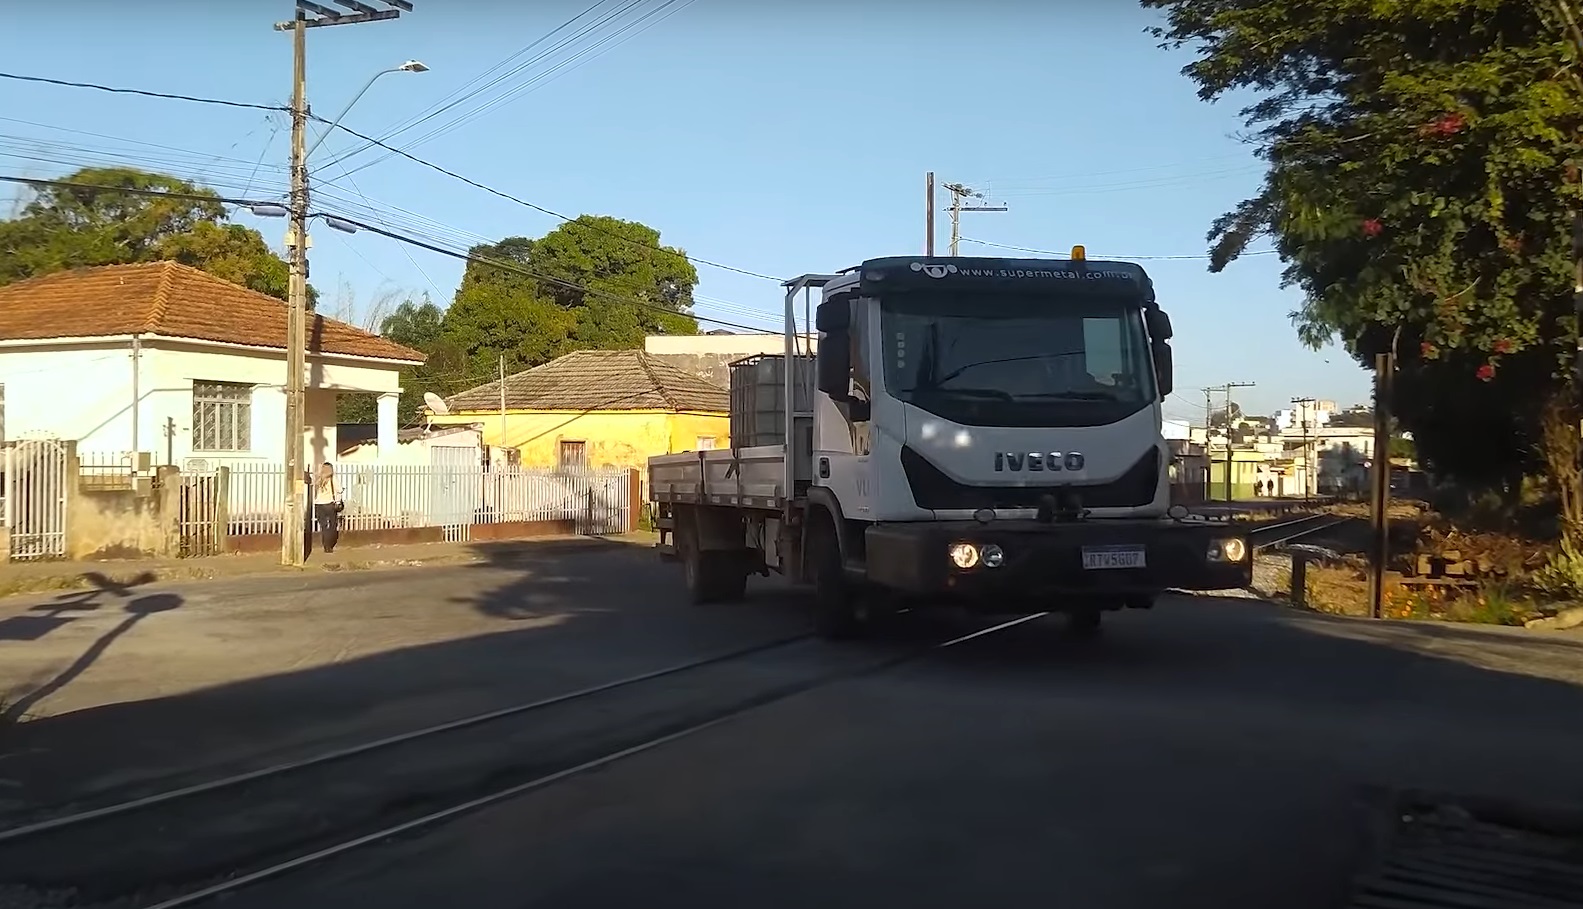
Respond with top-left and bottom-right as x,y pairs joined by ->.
881,290 -> 1156,428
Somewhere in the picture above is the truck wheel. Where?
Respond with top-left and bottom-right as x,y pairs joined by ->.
678,519 -> 748,605
1063,607 -> 1103,638
809,522 -> 862,640
705,552 -> 749,602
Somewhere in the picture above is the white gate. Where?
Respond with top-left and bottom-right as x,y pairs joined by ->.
4,439 -> 69,560
576,469 -> 632,536
430,446 -> 479,543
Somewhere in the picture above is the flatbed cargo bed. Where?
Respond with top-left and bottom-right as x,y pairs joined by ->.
649,446 -> 791,511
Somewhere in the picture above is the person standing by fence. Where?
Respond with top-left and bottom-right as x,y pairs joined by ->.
309,462 -> 343,555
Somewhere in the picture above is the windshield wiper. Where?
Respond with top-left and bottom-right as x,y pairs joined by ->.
1017,390 -> 1121,401
932,350 -> 1085,386
924,386 -> 1013,400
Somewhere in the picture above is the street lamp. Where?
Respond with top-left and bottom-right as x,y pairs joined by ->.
306,60 -> 428,159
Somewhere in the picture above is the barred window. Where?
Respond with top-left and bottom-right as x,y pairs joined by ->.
192,381 -> 252,451
558,439 -> 586,468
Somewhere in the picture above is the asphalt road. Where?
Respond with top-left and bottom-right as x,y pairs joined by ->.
207,587 -> 1583,909
0,539 -> 811,809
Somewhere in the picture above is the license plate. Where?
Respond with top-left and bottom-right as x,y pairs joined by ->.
1081,546 -> 1146,570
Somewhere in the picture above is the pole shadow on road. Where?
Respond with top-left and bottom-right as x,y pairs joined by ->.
2,572 -> 184,723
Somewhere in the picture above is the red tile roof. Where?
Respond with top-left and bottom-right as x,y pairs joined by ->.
0,262 -> 425,363
446,349 -> 729,413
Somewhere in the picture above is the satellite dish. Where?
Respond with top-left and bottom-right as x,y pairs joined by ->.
424,392 -> 450,415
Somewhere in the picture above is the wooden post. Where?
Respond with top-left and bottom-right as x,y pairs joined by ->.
214,465 -> 231,554
1291,551 -> 1309,609
627,467 -> 642,534
61,440 -> 81,559
156,466 -> 182,558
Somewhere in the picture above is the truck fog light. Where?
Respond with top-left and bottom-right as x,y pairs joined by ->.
948,542 -> 980,569
981,544 -> 1005,568
1210,538 -> 1248,562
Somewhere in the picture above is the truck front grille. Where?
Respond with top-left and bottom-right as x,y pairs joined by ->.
899,445 -> 1160,511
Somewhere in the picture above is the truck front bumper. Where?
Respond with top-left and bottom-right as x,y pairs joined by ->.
863,518 -> 1252,600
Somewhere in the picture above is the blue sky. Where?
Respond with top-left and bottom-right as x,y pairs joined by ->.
0,0 -> 1371,419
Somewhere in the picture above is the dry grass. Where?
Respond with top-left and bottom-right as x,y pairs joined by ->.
1260,557 -> 1544,626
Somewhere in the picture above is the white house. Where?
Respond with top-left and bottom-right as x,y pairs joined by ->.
0,262 -> 425,469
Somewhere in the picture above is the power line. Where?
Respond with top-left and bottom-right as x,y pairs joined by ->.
0,171 -> 778,334
312,210 -> 781,334
961,236 -> 1280,261
337,0 -> 695,170
0,71 -> 285,112
326,0 -> 647,166
313,117 -> 785,282
0,174 -> 272,208
0,67 -> 784,282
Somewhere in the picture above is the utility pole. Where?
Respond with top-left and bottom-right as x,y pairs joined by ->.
925,172 -> 936,256
498,354 -> 507,443
1369,352 -> 1396,619
275,0 -> 413,567
1205,382 -> 1254,501
942,182 -> 1008,256
1291,396 -> 1317,504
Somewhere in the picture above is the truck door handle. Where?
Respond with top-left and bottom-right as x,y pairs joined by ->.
819,457 -> 830,478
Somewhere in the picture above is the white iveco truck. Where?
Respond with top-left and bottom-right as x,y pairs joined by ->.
648,251 -> 1251,639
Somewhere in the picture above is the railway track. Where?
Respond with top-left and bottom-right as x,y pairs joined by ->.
0,613 -> 1048,909
1248,511 -> 1351,550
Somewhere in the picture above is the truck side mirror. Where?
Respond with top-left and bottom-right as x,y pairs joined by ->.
1145,307 -> 1173,341
815,296 -> 855,400
815,298 -> 850,332
817,332 -> 852,399
1152,341 -> 1174,398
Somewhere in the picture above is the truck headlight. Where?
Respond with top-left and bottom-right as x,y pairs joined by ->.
948,542 -> 980,569
981,544 -> 1005,568
1208,538 -> 1248,562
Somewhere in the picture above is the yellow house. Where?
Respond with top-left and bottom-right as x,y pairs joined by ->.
431,349 -> 730,470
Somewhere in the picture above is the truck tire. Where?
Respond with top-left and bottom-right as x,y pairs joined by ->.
809,519 -> 862,640
704,551 -> 749,602
678,518 -> 747,605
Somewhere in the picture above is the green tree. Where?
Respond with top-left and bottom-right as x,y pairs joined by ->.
1143,0 -> 1582,505
438,216 -> 700,376
381,294 -> 446,349
442,238 -> 578,376
335,292 -> 461,425
0,166 -> 317,307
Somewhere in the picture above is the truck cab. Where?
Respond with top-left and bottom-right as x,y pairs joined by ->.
649,253 -> 1252,639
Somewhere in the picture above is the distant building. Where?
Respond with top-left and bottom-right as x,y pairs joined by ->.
429,349 -> 730,471
645,332 -> 817,389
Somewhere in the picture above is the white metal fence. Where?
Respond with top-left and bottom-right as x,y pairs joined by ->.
3,440 -> 69,560
1,451 -> 633,562
219,463 -> 633,545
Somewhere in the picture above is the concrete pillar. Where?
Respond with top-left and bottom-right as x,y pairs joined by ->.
377,392 -> 400,460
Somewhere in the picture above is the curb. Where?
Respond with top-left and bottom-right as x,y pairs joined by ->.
0,536 -> 653,601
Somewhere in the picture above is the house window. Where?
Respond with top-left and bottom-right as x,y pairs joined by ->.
558,439 -> 587,468
696,436 -> 717,450
193,381 -> 252,451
